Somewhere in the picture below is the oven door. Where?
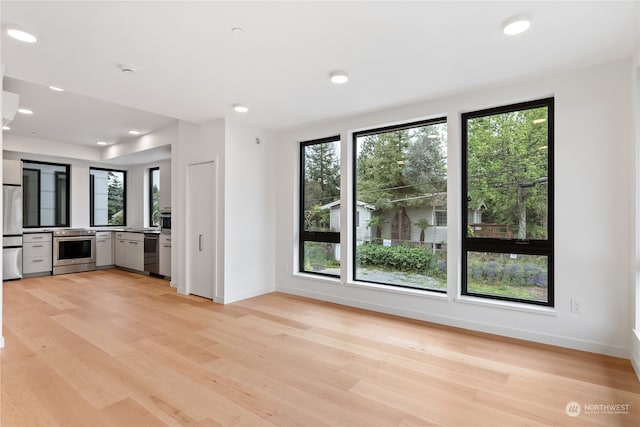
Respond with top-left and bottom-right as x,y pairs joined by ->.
53,236 -> 96,266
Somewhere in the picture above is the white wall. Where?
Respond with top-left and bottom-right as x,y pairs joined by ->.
276,60 -> 633,357
174,119 -> 225,298
3,149 -> 97,228
101,124 -> 176,161
631,35 -> 640,377
128,159 -> 170,229
224,121 -> 276,303
1,67 -> 4,348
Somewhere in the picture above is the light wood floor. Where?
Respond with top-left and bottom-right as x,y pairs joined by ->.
1,270 -> 639,426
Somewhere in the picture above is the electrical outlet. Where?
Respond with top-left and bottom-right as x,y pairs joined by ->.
571,298 -> 582,313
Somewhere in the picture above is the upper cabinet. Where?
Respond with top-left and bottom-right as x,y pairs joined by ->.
159,159 -> 171,211
3,159 -> 21,185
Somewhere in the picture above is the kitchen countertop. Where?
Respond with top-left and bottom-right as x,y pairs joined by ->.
23,227 -> 160,234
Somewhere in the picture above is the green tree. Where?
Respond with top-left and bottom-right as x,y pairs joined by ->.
357,124 -> 446,209
151,183 -> 160,225
466,107 -> 549,239
303,141 -> 340,231
107,171 -> 124,225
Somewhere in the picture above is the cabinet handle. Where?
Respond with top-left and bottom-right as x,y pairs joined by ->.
32,236 -> 43,240
162,244 -> 171,248
198,235 -> 203,251
32,245 -> 43,248
32,259 -> 43,263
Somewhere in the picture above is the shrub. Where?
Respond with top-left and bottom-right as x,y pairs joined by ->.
356,243 -> 435,274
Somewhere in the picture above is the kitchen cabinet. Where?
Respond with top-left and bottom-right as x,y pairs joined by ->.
95,231 -> 113,267
3,159 -> 21,185
114,232 -> 144,272
159,234 -> 171,277
159,160 -> 171,211
23,232 -> 52,275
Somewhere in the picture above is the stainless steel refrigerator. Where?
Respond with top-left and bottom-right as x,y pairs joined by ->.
3,184 -> 23,280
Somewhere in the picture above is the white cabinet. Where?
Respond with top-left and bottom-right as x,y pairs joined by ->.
159,234 -> 171,277
114,232 -> 144,271
3,159 -> 21,185
159,160 -> 171,211
95,231 -> 113,267
23,232 -> 52,275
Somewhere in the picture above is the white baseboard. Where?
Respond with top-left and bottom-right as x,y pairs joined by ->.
223,286 -> 275,305
631,330 -> 640,381
277,285 -> 630,359
0,335 -> 4,348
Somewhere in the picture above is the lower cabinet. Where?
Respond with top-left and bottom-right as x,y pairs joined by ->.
159,234 -> 171,277
23,232 -> 53,275
114,232 -> 144,272
96,231 -> 113,267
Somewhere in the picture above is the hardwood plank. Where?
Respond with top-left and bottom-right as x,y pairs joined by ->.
2,271 -> 639,426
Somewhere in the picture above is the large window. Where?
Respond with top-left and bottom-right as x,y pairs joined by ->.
90,167 -> 126,226
462,97 -> 554,306
149,167 -> 160,227
353,118 -> 447,291
299,136 -> 341,276
22,160 -> 70,228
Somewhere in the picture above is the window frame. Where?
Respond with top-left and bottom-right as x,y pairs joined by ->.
149,167 -> 160,227
461,97 -> 554,307
299,135 -> 341,277
352,117 -> 448,291
22,160 -> 71,228
89,166 -> 127,227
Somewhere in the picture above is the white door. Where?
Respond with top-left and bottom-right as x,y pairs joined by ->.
189,161 -> 215,299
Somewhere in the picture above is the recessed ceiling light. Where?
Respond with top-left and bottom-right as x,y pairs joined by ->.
231,27 -> 245,35
96,141 -> 108,146
532,118 -> 546,124
128,130 -> 141,135
17,108 -> 33,115
2,126 -> 10,131
5,24 -> 38,43
329,71 -> 349,84
502,15 -> 531,35
49,85 -> 64,92
233,104 -> 249,113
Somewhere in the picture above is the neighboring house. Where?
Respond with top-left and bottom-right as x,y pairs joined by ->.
321,200 -> 376,260
320,200 -> 376,242
322,196 -> 485,257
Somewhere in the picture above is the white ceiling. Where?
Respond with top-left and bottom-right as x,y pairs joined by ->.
1,1 -> 639,149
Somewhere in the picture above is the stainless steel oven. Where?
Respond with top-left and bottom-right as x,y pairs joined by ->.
160,210 -> 171,234
53,229 -> 96,275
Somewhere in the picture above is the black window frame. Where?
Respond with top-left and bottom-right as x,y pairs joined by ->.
461,97 -> 554,307
22,160 -> 71,228
149,167 -> 160,227
352,117 -> 448,291
89,166 -> 127,227
299,135 -> 341,277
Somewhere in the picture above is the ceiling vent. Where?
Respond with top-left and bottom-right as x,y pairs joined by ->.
2,91 -> 19,125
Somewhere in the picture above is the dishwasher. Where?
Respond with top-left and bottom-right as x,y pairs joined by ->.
143,233 -> 159,275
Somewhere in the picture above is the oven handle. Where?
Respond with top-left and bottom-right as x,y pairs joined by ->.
54,235 -> 96,242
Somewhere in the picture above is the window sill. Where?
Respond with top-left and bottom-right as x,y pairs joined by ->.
345,280 -> 449,301
293,271 -> 342,285
455,295 -> 558,316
